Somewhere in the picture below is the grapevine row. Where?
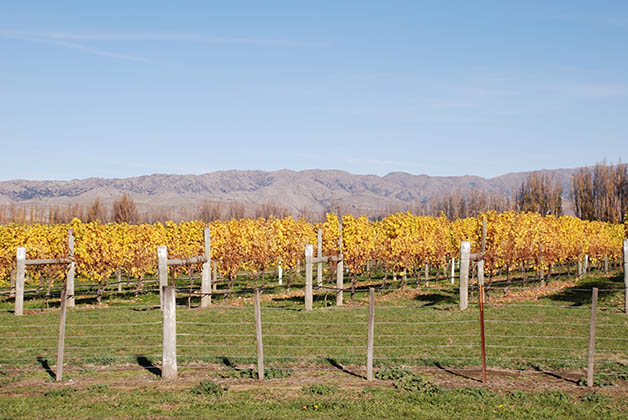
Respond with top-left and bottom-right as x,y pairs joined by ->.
0,211 -> 625,287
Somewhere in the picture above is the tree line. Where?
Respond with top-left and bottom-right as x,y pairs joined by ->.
1,161 -> 626,224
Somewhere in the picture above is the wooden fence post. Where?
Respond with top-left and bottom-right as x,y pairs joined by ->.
67,229 -> 75,308
116,269 -> 122,293
15,247 -> 25,316
158,246 -> 168,309
213,261 -> 218,291
9,269 -> 15,298
254,288 -> 264,381
201,227 -> 212,308
305,244 -> 313,311
366,287 -> 375,381
56,287 -> 68,382
587,287 -> 598,387
459,242 -> 470,311
623,240 -> 628,315
424,263 -> 429,287
162,285 -> 177,380
317,229 -> 323,287
337,219 -> 344,306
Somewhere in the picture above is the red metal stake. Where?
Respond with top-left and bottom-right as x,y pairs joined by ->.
479,283 -> 487,384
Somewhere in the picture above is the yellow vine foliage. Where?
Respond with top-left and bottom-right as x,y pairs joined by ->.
0,212 -> 625,286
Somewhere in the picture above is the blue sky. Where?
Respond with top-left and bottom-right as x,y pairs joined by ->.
1,1 -> 627,181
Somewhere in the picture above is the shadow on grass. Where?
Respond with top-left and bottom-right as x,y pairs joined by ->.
136,356 -> 161,377
37,357 -> 56,380
548,273 -> 625,306
325,358 -> 365,380
269,294 -> 338,309
434,362 -> 481,383
531,365 -> 580,385
414,292 -> 458,307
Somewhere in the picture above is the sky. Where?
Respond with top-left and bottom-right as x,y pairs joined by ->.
1,1 -> 627,181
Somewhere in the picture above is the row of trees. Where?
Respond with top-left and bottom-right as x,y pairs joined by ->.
1,161 -> 626,224
0,211 -> 624,288
571,160 -> 628,223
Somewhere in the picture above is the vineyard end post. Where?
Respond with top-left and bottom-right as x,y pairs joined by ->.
157,246 -> 168,310
587,287 -> 598,387
15,247 -> 26,316
366,287 -> 375,381
254,288 -> 264,381
459,242 -> 470,311
305,244 -> 313,311
162,285 -> 177,380
201,227 -> 212,308
67,229 -> 75,308
317,229 -> 323,287
56,287 -> 68,382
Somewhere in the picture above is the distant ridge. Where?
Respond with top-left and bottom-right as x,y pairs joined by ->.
0,168 -> 578,217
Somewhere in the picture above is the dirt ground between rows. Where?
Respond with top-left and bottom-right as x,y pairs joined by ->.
3,363 -> 627,398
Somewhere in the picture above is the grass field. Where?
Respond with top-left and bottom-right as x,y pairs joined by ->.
1,268 -> 627,418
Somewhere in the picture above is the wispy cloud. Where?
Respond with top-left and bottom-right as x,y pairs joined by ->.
1,30 -> 320,47
0,29 -> 320,62
1,31 -> 148,62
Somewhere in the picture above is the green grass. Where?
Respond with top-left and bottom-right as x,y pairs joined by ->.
1,268 -> 627,419
0,270 -> 627,375
0,380 -> 627,419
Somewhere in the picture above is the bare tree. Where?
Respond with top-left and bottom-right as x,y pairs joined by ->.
227,202 -> 245,219
515,172 -> 563,216
87,199 -> 108,222
427,189 -> 512,219
255,202 -> 291,219
112,193 -> 139,224
197,200 -> 223,221
571,160 -> 628,222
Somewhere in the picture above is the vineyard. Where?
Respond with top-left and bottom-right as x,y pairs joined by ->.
0,211 -> 626,291
1,211 -> 628,419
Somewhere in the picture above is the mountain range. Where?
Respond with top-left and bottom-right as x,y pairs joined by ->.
0,168 -> 578,218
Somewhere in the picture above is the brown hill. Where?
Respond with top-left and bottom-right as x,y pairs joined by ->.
0,168 -> 577,219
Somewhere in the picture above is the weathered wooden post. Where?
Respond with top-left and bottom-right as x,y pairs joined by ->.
459,242 -> 470,311
317,229 -> 323,287
15,247 -> 25,316
9,269 -> 15,298
200,227 -> 212,308
366,287 -> 375,381
162,285 -> 177,380
604,255 -> 609,274
337,219 -> 344,306
67,229 -> 75,307
539,242 -> 545,285
424,263 -> 429,287
587,288 -> 598,387
158,246 -> 168,309
450,257 -> 455,285
254,288 -> 264,381
116,269 -> 122,293
213,261 -> 218,291
56,287 -> 68,382
623,240 -> 628,315
305,244 -> 314,311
